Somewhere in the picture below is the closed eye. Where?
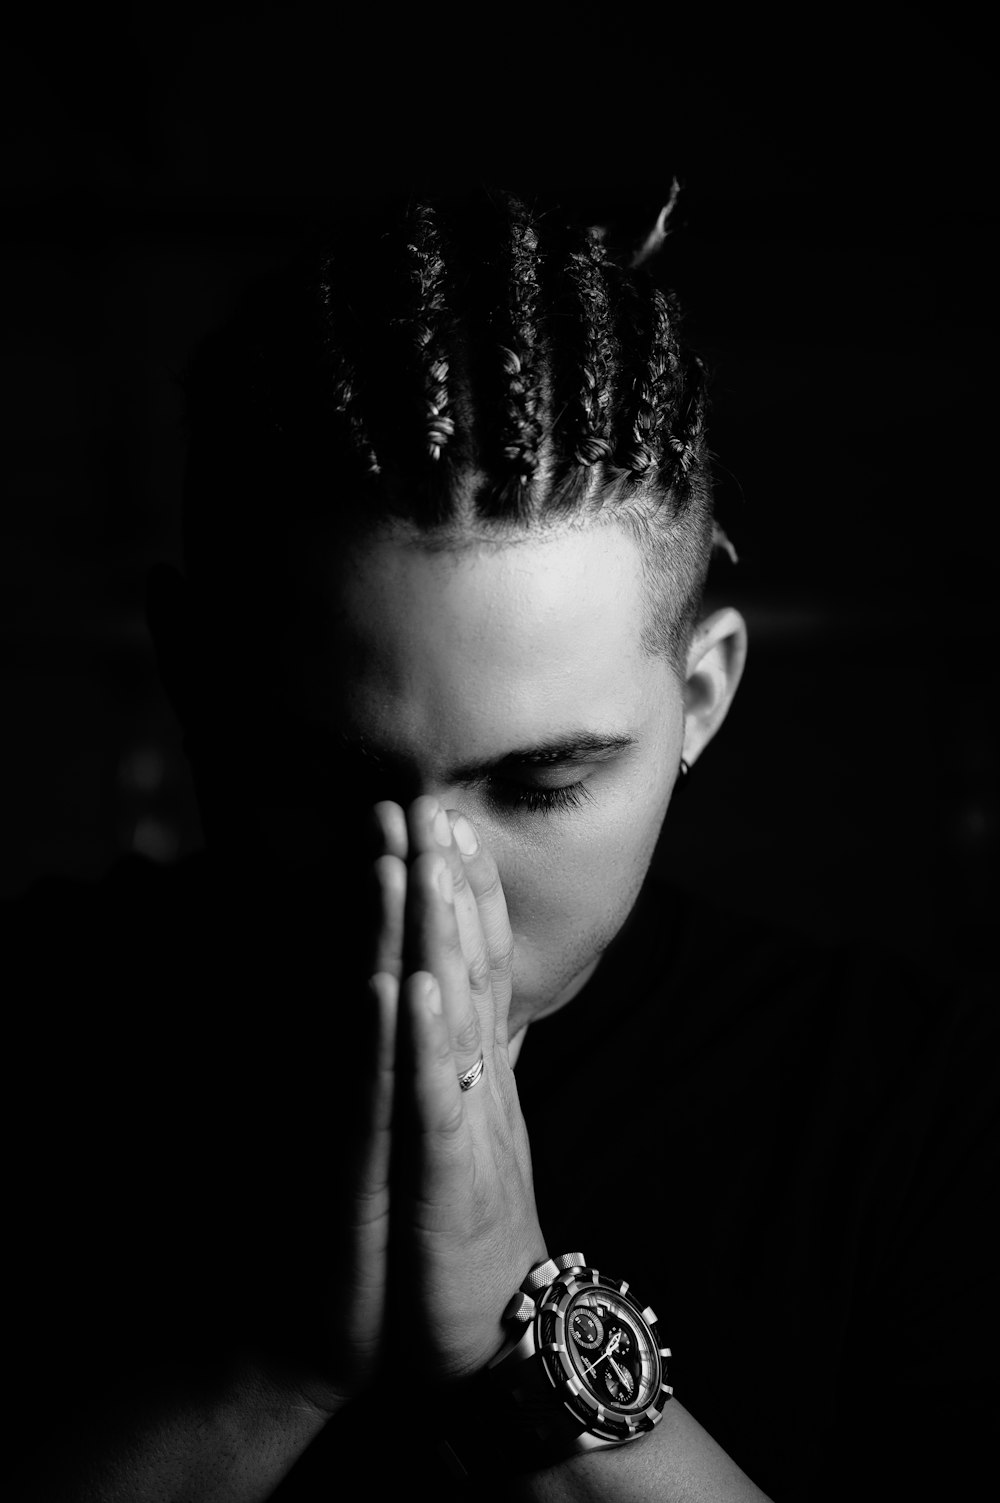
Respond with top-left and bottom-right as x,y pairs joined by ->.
489,778 -> 594,815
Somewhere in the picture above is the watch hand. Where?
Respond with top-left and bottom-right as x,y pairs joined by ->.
581,1328 -> 621,1378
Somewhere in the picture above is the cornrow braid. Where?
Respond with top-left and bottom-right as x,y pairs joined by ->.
317,262 -> 381,477
496,208 -> 546,506
182,188 -> 724,674
616,282 -> 683,482
668,349 -> 708,480
564,232 -> 616,469
402,205 -> 455,463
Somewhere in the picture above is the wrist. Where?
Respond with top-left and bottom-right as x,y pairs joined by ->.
238,1348 -> 354,1427
441,1251 -> 673,1482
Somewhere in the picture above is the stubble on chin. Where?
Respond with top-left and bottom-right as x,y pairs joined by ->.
506,820 -> 664,1039
507,894 -> 639,1037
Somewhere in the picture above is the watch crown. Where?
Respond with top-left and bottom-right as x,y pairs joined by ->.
503,1291 -> 536,1325
521,1253 -> 586,1295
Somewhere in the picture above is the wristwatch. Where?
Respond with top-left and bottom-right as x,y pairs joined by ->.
441,1252 -> 673,1479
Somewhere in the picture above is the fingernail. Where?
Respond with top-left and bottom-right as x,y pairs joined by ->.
453,815 -> 478,856
433,807 -> 452,847
436,861 -> 454,904
423,974 -> 442,1015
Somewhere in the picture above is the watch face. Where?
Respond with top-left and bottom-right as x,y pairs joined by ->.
534,1267 -> 672,1441
564,1288 -> 660,1411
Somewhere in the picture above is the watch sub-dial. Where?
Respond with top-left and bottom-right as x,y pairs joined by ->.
601,1358 -> 637,1405
569,1309 -> 604,1351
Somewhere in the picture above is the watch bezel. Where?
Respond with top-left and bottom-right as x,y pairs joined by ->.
533,1267 -> 673,1444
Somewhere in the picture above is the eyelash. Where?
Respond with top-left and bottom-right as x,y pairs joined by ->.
491,779 -> 593,815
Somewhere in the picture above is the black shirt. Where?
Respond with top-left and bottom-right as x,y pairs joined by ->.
5,852 -> 996,1499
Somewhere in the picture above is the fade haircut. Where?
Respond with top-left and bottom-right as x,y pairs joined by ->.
181,188 -> 720,677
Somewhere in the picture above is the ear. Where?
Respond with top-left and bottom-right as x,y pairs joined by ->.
145,562 -> 198,733
682,606 -> 748,767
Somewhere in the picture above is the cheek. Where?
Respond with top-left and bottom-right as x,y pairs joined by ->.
486,762 -> 674,980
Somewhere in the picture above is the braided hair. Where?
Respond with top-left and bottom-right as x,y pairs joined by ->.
401,205 -> 455,464
181,188 -> 720,670
490,205 -> 547,521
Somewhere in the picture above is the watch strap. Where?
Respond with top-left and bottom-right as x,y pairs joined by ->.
438,1253 -> 610,1484
437,1358 -> 593,1484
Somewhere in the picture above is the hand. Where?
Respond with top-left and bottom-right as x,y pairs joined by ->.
375,795 -> 548,1383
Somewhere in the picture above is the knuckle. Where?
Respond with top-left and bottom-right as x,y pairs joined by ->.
467,944 -> 493,997
442,922 -> 466,965
454,1011 -> 482,1055
435,1095 -> 467,1142
491,931 -> 516,977
432,1027 -> 455,1070
477,864 -> 506,907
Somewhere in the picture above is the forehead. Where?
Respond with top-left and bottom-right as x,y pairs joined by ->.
288,520 -> 667,762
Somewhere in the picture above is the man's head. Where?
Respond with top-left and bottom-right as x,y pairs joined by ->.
178,190 -> 722,668
148,190 -> 746,1026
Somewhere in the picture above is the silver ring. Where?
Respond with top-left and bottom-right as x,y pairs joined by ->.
458,1053 -> 485,1092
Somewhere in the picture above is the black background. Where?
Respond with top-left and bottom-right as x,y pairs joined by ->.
2,2 -> 995,978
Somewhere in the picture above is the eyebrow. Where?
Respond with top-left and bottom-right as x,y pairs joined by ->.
334,729 -> 637,784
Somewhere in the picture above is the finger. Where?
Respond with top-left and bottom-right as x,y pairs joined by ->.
400,970 -> 469,1156
448,813 -> 515,1044
433,809 -> 495,1036
407,798 -> 491,1054
371,853 -> 407,981
371,800 -> 408,860
319,970 -> 395,1382
405,847 -> 483,1080
407,797 -> 487,989
359,971 -> 398,1188
322,970 -> 397,1224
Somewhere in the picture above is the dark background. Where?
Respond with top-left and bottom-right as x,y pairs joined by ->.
2,3 -> 995,979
